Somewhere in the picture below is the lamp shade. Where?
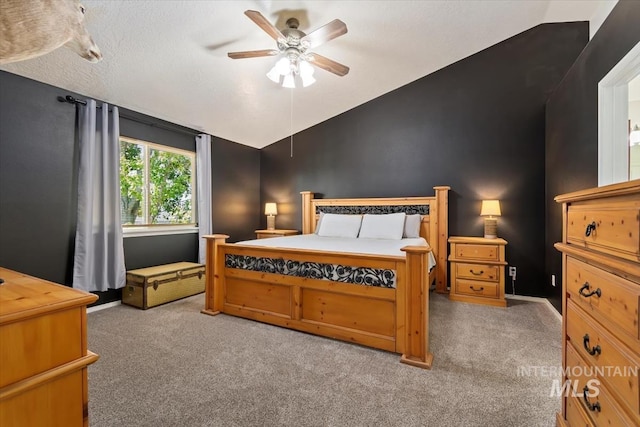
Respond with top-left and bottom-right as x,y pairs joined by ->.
480,200 -> 501,217
266,66 -> 281,83
275,57 -> 291,75
299,60 -> 314,78
265,203 -> 278,216
301,73 -> 316,87
282,73 -> 295,88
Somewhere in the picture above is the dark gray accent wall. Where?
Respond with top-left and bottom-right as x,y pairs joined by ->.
261,23 -> 588,298
212,137 -> 261,243
0,71 -> 261,305
123,234 -> 198,269
545,1 -> 640,312
0,71 -> 78,285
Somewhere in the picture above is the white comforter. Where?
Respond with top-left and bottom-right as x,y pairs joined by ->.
237,234 -> 436,270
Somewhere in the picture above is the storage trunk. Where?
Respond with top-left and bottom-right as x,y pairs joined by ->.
122,262 -> 205,309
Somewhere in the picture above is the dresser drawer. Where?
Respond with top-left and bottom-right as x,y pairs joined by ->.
455,244 -> 499,261
566,257 -> 640,344
0,307 -> 84,388
455,263 -> 500,282
567,205 -> 640,262
566,344 -> 637,427
454,279 -> 498,298
566,300 -> 639,416
566,394 -> 595,427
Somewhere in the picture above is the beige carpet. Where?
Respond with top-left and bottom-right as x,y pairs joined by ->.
87,293 -> 561,427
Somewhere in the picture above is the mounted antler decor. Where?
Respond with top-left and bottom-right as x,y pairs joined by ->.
0,0 -> 102,64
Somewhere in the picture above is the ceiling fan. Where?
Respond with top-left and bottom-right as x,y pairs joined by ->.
228,10 -> 349,87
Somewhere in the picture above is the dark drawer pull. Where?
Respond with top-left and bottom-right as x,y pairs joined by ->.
579,282 -> 601,298
469,286 -> 484,292
583,334 -> 601,356
469,269 -> 484,276
582,386 -> 601,412
585,221 -> 597,237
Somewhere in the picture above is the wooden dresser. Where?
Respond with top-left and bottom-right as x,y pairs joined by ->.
448,236 -> 507,307
0,267 -> 99,426
555,180 -> 640,427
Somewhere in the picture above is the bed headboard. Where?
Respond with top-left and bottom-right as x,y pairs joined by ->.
300,186 -> 450,293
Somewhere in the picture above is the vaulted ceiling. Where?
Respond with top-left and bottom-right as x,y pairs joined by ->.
0,1 -> 614,148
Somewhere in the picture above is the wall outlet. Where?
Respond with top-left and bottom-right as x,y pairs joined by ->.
508,266 -> 516,278
551,274 -> 556,287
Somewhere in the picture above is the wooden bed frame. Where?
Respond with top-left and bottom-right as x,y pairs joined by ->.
202,186 -> 449,369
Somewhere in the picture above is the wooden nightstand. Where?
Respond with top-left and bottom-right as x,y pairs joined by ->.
255,229 -> 299,239
448,236 -> 507,307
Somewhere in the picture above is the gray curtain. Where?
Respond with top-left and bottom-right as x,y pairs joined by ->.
72,100 -> 126,292
196,134 -> 212,264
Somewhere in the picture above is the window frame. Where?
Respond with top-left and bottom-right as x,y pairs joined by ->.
119,136 -> 198,238
598,41 -> 640,186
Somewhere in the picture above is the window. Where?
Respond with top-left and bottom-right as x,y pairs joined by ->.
119,136 -> 196,231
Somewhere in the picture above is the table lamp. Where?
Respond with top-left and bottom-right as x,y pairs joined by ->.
265,202 -> 278,230
480,200 -> 501,239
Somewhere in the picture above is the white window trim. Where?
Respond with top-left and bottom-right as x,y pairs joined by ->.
123,225 -> 199,238
598,41 -> 640,186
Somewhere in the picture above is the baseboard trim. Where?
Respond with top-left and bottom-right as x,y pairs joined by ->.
505,294 -> 561,322
87,300 -> 121,313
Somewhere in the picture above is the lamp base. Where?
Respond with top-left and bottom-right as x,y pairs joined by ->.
267,215 -> 276,230
484,218 -> 498,239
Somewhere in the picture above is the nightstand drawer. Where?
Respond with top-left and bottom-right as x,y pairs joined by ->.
455,244 -> 499,261
455,263 -> 499,282
255,229 -> 299,239
454,279 -> 498,298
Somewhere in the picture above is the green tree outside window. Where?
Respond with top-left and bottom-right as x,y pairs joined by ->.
119,138 -> 195,226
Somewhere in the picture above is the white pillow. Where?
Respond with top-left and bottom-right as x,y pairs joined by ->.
403,214 -> 422,238
316,213 -> 362,238
314,212 -> 324,234
358,213 -> 406,240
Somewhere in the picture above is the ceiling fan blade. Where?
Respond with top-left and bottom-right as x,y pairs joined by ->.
244,10 -> 285,43
308,53 -> 349,77
301,19 -> 348,49
228,49 -> 279,59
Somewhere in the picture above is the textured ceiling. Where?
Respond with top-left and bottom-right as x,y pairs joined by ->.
0,1 -> 613,148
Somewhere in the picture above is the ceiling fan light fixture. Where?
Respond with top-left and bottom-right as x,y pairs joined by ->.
299,60 -> 314,78
229,11 -> 348,88
301,73 -> 316,87
275,57 -> 291,75
282,73 -> 296,89
266,66 -> 281,83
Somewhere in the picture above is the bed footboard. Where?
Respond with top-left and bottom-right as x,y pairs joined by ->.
202,235 -> 433,369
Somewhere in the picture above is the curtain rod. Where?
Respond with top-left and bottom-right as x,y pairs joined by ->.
57,95 -> 200,137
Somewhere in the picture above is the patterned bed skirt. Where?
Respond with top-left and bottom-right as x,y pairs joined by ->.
225,254 -> 397,288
